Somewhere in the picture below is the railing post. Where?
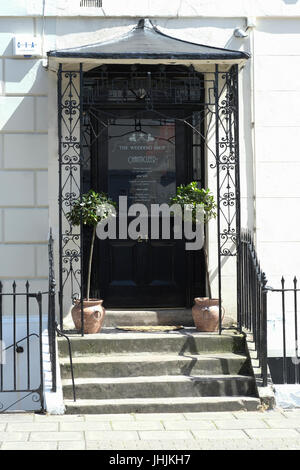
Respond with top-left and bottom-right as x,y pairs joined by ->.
214,64 -> 223,335
281,276 -> 287,385
37,291 -> 44,410
261,273 -> 268,387
48,229 -> 57,393
293,276 -> 299,384
79,63 -> 84,337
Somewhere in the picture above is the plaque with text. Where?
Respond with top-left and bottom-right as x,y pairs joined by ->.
108,119 -> 176,209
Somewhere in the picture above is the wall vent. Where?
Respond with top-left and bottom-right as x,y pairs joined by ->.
80,0 -> 102,7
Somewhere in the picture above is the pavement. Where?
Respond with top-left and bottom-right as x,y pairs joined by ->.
0,408 -> 300,449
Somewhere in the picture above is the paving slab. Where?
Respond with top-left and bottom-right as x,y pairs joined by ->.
214,419 -> 269,430
85,430 -> 139,441
34,414 -> 85,422
60,421 -> 112,431
86,441 -> 147,450
163,420 -> 216,430
7,423 -> 59,432
282,410 -> 300,418
192,429 -> 248,440
138,430 -> 194,440
84,413 -> 135,421
244,428 -> 300,439
0,431 -> 29,441
0,413 -> 35,422
1,441 -> 58,450
262,419 -> 300,429
30,431 -> 84,441
184,411 -> 236,420
134,412 -> 186,421
58,441 -> 86,450
233,410 -> 284,419
111,421 -> 164,431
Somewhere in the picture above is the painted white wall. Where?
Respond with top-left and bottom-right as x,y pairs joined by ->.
254,18 -> 300,286
0,14 -> 49,297
0,2 -> 300,321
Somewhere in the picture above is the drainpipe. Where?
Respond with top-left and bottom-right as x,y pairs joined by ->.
234,17 -> 257,241
41,0 -> 47,66
250,22 -> 257,244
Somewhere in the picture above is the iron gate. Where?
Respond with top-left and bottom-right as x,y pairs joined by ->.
0,232 -> 57,413
0,284 -> 44,412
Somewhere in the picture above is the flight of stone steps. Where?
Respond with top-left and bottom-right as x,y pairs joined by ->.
58,328 -> 260,414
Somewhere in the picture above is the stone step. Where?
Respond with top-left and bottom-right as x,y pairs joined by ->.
58,328 -> 245,356
62,375 -> 257,400
103,310 -> 235,328
104,309 -> 194,327
60,353 -> 251,379
64,396 -> 261,414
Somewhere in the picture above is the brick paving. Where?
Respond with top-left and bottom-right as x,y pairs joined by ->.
0,409 -> 300,450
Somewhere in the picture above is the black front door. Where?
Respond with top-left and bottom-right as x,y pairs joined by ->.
90,109 -> 199,308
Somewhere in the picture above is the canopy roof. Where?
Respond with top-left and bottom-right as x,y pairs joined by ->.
47,19 -> 250,66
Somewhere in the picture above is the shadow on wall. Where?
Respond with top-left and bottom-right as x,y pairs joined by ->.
283,0 -> 298,4
157,17 -> 246,51
0,40 -> 48,130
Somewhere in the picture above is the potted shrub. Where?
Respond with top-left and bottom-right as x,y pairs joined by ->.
170,182 -> 223,332
66,190 -> 116,334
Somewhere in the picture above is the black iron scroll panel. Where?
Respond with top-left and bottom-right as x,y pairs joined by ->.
214,65 -> 241,333
58,65 -> 84,332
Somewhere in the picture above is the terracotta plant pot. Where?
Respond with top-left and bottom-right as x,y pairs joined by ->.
192,297 -> 224,332
71,299 -> 105,334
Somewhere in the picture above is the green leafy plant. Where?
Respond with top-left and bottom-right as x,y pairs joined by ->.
66,190 -> 116,301
169,181 -> 216,223
169,182 -> 217,298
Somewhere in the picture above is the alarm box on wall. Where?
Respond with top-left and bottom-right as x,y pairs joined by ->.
13,36 -> 42,57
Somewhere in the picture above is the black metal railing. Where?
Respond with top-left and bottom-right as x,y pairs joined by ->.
80,0 -> 102,6
48,230 -> 76,400
0,229 -> 76,412
56,326 -> 76,402
240,229 -> 268,386
0,282 -> 45,412
240,229 -> 300,387
48,229 -> 56,393
268,277 -> 300,385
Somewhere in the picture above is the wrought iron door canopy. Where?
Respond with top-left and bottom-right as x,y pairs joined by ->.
57,62 -> 241,334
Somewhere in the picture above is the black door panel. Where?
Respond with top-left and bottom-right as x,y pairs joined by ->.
88,108 -> 201,308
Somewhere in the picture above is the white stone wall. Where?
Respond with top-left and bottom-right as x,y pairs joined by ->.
254,17 -> 300,282
253,17 -> 300,332
0,14 -> 50,296
1,2 -> 300,318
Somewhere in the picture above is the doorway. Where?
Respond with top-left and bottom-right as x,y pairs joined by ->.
81,65 -> 207,308
57,62 -> 242,329
83,107 -> 206,308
